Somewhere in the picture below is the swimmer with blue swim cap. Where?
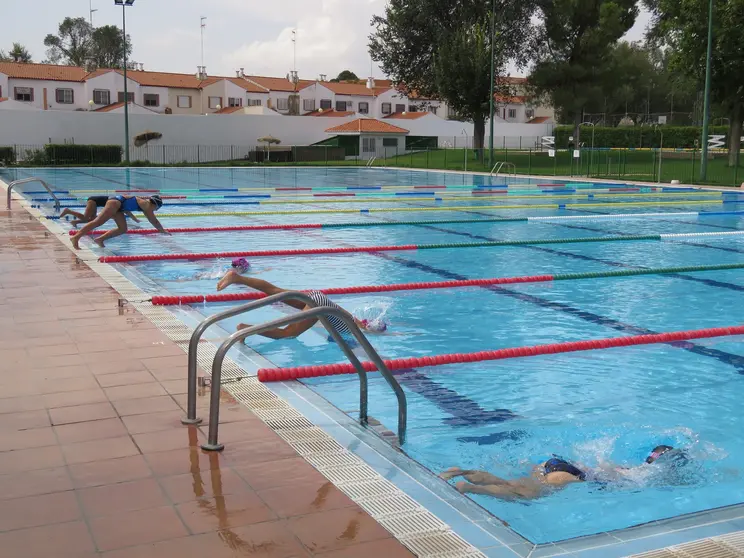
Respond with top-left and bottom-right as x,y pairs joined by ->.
215,273 -> 388,339
442,445 -> 686,500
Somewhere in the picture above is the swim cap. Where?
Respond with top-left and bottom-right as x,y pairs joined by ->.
231,258 -> 250,272
646,445 -> 674,464
361,318 -> 387,332
150,195 -> 163,210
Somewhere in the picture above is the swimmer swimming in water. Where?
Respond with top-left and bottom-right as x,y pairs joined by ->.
443,445 -> 686,501
215,273 -> 387,339
71,195 -> 168,249
60,195 -> 140,227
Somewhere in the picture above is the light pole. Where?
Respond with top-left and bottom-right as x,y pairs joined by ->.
488,0 -> 496,168
656,125 -> 664,183
700,0 -> 714,181
581,122 -> 595,177
115,0 -> 134,165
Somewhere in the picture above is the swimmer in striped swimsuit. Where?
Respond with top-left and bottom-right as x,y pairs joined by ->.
216,273 -> 386,340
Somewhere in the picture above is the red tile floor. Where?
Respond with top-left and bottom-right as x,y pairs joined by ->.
0,205 -> 415,557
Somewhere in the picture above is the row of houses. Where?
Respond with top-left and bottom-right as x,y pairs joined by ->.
0,62 -> 554,124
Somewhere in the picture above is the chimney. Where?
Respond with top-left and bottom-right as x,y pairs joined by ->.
319,74 -> 327,82
236,70 -> 241,78
240,68 -> 245,78
366,77 -> 375,89
196,66 -> 207,80
139,63 -> 144,71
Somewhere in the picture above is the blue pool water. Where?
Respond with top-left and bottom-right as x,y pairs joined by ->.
8,166 -> 744,544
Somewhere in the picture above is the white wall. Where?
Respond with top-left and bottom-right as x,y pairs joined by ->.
0,109 -> 554,158
0,72 -> 9,100
7,79 -> 85,111
140,86 -> 169,113
85,72 -> 139,107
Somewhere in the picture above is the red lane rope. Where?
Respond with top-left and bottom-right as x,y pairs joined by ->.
150,274 -> 554,305
99,244 -> 419,263
71,223 -> 324,236
258,325 -> 744,381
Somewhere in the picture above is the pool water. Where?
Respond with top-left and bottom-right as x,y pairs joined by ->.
10,166 -> 744,544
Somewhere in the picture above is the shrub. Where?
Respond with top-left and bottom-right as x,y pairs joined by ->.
43,144 -> 123,165
0,146 -> 16,165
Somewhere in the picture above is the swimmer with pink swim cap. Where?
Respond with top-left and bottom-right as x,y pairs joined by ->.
231,258 -> 250,274
215,274 -> 388,339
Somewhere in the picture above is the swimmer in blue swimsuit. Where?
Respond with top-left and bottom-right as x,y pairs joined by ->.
442,446 -> 684,501
70,195 -> 167,249
60,195 -> 140,227
215,274 -> 387,339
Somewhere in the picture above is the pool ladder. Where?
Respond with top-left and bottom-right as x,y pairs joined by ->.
182,291 -> 407,450
6,177 -> 61,211
490,161 -> 516,177
366,156 -> 377,167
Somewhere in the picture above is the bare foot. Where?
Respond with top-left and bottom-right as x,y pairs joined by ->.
217,270 -> 239,291
440,467 -> 464,481
70,236 -> 81,250
236,323 -> 250,343
71,220 -> 81,228
59,209 -> 72,218
455,481 -> 471,493
94,238 -> 105,248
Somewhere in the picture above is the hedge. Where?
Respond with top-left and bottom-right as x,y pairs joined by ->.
43,144 -> 123,165
0,146 -> 15,165
554,126 -> 730,149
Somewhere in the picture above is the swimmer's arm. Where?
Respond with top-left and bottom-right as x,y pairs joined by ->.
143,209 -> 169,234
124,211 -> 140,223
242,318 -> 316,340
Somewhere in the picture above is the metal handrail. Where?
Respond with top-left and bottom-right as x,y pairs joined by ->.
490,161 -> 516,177
183,291 -> 407,450
366,156 -> 377,167
7,178 -> 60,211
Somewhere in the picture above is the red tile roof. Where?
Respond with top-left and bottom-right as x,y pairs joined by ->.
306,109 -> 355,117
320,81 -> 390,97
0,98 -> 7,103
201,76 -> 268,93
500,76 -> 527,85
246,75 -> 314,92
325,118 -> 409,134
94,101 -> 128,112
384,111 -> 428,120
213,106 -> 244,114
526,116 -> 551,124
0,61 -> 88,82
495,95 -> 527,104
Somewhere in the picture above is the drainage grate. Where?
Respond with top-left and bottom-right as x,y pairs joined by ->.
401,532 -> 482,557
379,511 -> 450,538
340,478 -> 401,501
630,537 -> 744,558
717,533 -> 744,553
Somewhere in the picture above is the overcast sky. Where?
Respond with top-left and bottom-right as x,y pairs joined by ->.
3,0 -> 651,79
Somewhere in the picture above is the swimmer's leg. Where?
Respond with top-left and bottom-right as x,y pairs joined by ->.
441,468 -> 508,485
217,273 -> 306,310
70,201 -> 119,249
60,208 -> 85,220
456,480 -> 543,500
95,213 -> 128,247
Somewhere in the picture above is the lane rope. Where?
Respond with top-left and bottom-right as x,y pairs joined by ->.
257,325 -> 744,381
97,232 -> 744,263
150,262 -> 744,305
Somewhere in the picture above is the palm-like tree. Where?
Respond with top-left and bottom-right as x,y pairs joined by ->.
5,43 -> 33,63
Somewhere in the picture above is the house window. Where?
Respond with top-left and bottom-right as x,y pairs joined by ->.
408,105 -> 418,112
382,138 -> 398,148
358,102 -> 369,115
55,88 -> 74,104
247,99 -> 262,106
208,96 -> 222,109
395,103 -> 405,113
428,105 -> 437,114
320,99 -> 332,110
303,99 -> 315,111
228,97 -> 243,107
508,108 -> 517,119
381,102 -> 391,115
362,137 -> 377,153
14,87 -> 34,102
525,109 -> 535,120
447,107 -> 459,119
117,91 -> 134,103
177,95 -> 192,108
277,98 -> 289,111
335,100 -> 347,112
93,89 -> 110,105
143,94 -> 159,107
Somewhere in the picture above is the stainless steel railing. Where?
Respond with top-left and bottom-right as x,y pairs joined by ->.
183,291 -> 407,450
6,178 -> 60,211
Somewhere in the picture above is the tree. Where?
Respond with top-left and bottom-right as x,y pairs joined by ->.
1,43 -> 33,63
90,25 -> 131,69
331,70 -> 360,82
645,0 -> 744,166
369,0 -> 533,149
528,0 -> 638,145
44,17 -> 130,69
44,17 -> 93,67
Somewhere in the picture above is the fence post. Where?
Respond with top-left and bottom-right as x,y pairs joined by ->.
443,147 -> 446,169
735,147 -> 741,187
528,149 -> 532,175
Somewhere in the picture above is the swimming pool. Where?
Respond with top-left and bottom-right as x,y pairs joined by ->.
8,166 -> 744,546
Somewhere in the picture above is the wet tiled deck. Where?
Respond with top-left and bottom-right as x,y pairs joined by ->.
0,206 -> 415,557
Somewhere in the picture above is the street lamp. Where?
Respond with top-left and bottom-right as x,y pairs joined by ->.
115,0 -> 135,165
488,0 -> 496,168
581,122 -> 595,177
700,0 -> 714,182
655,124 -> 664,183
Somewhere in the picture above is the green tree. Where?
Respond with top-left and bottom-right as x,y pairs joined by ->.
369,0 -> 533,149
528,0 -> 638,144
645,0 -> 744,165
331,70 -> 360,82
44,17 -> 130,69
1,43 -> 33,63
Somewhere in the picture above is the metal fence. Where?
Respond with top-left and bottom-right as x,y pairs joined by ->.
1,142 -> 742,187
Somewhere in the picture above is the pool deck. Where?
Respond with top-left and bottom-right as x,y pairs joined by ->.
0,205 -> 415,557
